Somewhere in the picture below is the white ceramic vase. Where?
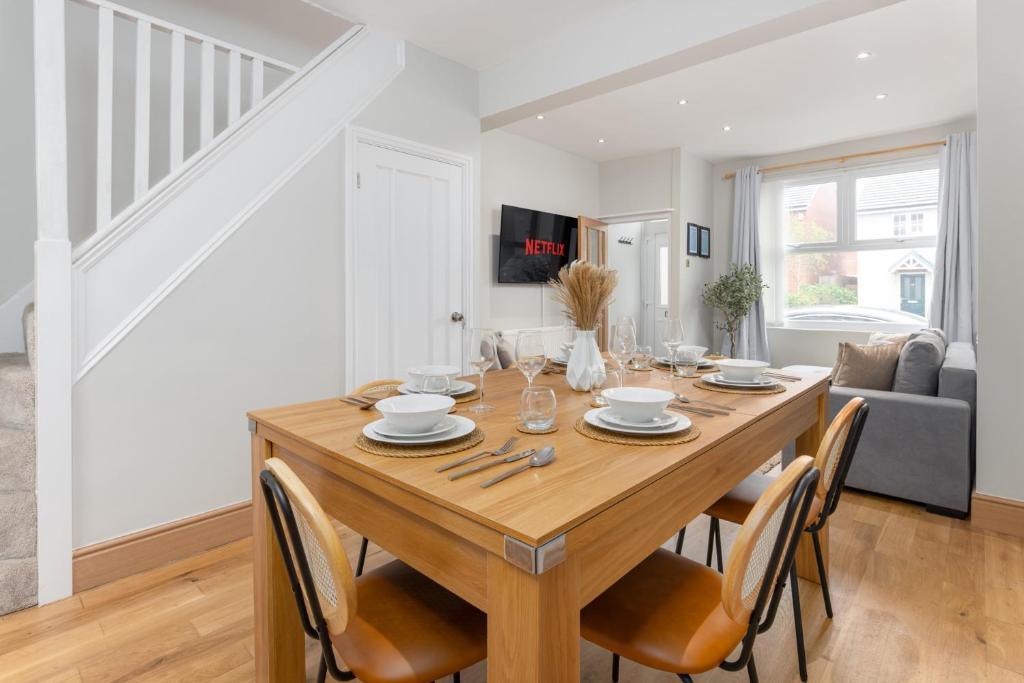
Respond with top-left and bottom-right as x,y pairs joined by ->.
566,329 -> 604,392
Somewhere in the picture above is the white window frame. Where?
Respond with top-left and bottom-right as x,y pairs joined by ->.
774,157 -> 940,332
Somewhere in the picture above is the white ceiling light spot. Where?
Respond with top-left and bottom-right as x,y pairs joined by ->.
857,51 -> 872,59
536,114 -> 545,120
722,125 -> 732,132
678,98 -> 688,105
598,138 -> 606,143
875,93 -> 888,100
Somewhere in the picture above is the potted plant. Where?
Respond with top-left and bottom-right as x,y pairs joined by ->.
550,261 -> 617,391
701,264 -> 768,357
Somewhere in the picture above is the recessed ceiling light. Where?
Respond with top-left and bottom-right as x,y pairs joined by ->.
856,51 -> 872,60
598,138 -> 606,144
722,125 -> 732,132
536,114 -> 545,120
875,93 -> 888,100
678,98 -> 688,105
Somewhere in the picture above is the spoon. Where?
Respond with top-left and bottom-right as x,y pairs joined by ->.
479,446 -> 556,488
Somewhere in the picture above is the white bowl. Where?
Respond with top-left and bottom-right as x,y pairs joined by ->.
407,365 -> 461,392
601,387 -> 675,423
375,394 -> 455,434
717,359 -> 770,382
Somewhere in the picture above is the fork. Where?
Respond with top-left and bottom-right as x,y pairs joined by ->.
667,403 -> 719,418
435,437 -> 518,473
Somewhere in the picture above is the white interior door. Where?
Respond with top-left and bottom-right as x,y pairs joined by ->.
642,223 -> 670,350
351,141 -> 466,388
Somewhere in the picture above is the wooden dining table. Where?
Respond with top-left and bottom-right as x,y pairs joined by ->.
248,364 -> 831,682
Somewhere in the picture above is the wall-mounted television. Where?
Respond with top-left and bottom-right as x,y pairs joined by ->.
497,204 -> 578,283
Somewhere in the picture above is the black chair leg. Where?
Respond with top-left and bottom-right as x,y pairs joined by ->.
356,537 -> 369,577
705,518 -> 716,568
713,518 -> 724,572
612,653 -> 620,682
812,529 -> 833,618
674,527 -> 686,555
453,672 -> 460,683
790,565 -> 808,682
746,653 -> 759,683
316,656 -> 328,683
678,675 -> 694,682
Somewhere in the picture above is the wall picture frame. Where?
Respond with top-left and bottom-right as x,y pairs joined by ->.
699,226 -> 711,258
686,223 -> 701,256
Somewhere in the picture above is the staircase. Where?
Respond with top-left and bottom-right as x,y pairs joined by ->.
22,0 -> 405,607
0,305 -> 36,613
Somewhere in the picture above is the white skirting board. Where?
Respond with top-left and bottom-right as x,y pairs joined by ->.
0,282 -> 34,354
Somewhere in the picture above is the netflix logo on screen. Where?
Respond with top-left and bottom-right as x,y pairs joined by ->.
524,238 -> 566,257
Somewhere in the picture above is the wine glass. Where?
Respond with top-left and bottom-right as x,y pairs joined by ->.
616,316 -> 638,371
515,330 -> 547,388
609,321 -> 637,387
661,318 -> 685,378
466,328 -> 497,413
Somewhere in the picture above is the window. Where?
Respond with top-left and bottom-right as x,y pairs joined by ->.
764,160 -> 939,330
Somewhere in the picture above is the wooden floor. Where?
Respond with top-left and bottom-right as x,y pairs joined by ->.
1,490 -> 1022,682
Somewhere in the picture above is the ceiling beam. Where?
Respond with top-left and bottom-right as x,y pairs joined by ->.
479,0 -> 904,131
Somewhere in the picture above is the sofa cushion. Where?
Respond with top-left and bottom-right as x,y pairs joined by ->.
868,332 -> 911,348
893,332 -> 945,395
831,342 -> 901,390
914,327 -> 948,345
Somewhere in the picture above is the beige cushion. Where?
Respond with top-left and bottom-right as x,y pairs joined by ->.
831,342 -> 900,390
867,332 -> 911,348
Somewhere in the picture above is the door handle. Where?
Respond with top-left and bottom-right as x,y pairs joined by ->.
450,312 -> 465,323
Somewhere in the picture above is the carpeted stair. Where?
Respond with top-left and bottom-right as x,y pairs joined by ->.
0,304 -> 37,615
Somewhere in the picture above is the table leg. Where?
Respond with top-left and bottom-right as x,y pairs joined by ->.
252,431 -> 304,682
486,553 -> 580,682
795,391 -> 828,584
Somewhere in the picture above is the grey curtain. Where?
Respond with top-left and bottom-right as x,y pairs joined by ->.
930,132 -> 977,344
727,166 -> 771,360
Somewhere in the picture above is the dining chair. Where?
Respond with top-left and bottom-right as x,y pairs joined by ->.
692,396 -> 870,681
581,456 -> 820,683
259,458 -> 486,683
349,379 -> 405,576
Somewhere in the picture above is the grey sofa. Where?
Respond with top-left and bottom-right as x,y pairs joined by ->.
784,341 -> 976,517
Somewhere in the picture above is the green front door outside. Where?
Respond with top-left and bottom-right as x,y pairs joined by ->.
900,273 -> 926,317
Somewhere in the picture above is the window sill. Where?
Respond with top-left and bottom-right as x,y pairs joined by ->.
768,321 -> 924,334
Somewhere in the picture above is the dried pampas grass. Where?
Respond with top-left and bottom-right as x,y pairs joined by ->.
549,261 -> 617,331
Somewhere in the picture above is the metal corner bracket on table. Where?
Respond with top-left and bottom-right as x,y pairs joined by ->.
503,534 -> 566,574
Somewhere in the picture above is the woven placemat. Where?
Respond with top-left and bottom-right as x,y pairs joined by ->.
653,361 -> 719,375
516,423 -> 559,435
693,379 -> 787,396
354,428 -> 485,458
453,386 -> 481,404
573,417 -> 701,446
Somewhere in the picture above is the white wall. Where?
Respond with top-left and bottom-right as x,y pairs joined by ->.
976,0 -> 1024,503
607,223 -> 643,331
711,119 -> 976,361
71,42 -> 481,547
0,0 -> 37,312
72,138 -> 346,547
481,129 -> 600,331
598,148 -> 716,348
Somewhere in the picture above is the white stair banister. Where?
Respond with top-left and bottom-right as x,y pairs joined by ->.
133,19 -> 151,200
228,50 -> 242,125
67,0 -> 299,239
95,5 -> 113,228
169,30 -> 185,171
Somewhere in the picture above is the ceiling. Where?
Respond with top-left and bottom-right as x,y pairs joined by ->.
503,0 -> 977,163
301,0 -> 628,70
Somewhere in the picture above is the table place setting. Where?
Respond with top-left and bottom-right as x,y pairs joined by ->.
574,386 -> 702,446
354,392 -> 487,457
694,359 -> 788,395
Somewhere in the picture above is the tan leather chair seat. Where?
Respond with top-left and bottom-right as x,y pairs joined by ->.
333,560 -> 487,683
581,548 -> 747,674
707,472 -> 823,526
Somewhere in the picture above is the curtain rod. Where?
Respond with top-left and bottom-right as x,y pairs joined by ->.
721,140 -> 946,181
